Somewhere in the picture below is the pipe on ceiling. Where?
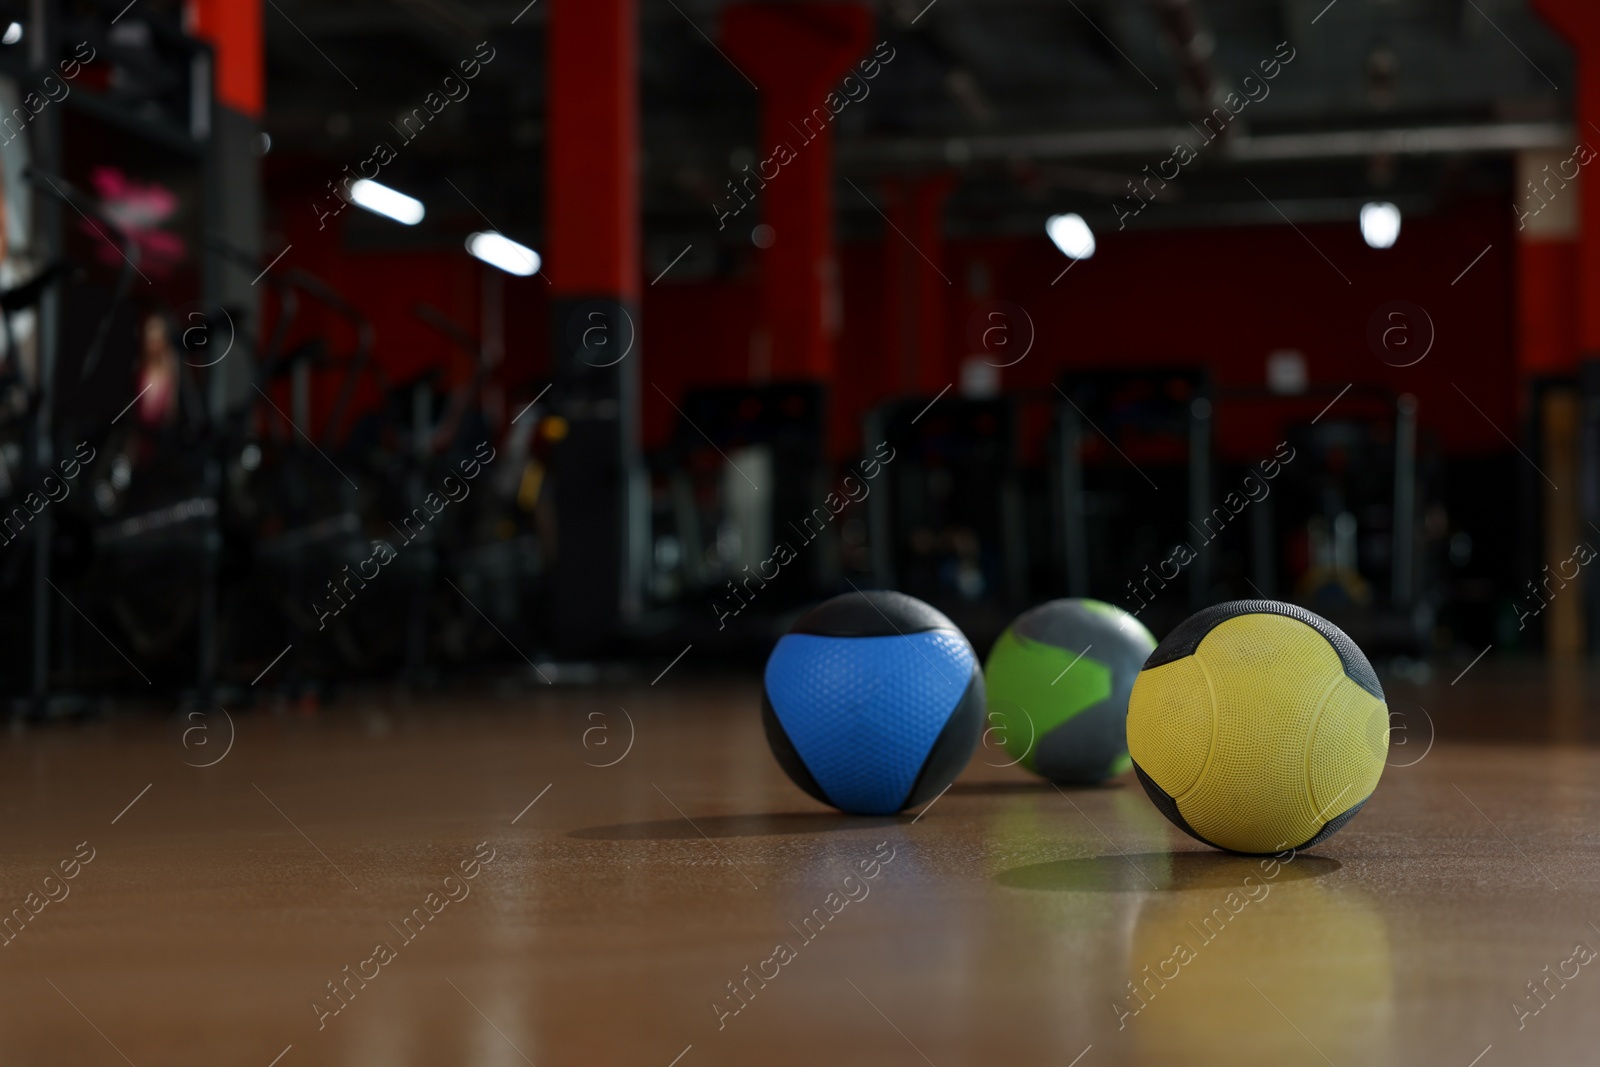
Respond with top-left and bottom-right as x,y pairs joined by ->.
838,121 -> 1574,169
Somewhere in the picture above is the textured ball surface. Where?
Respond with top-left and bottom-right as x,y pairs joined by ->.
984,599 -> 1156,782
1128,600 -> 1389,855
762,591 -> 984,815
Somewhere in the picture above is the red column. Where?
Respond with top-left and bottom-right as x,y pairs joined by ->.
909,174 -> 956,392
1514,154 -> 1578,377
1525,2 -> 1599,655
186,0 -> 264,118
883,178 -> 914,394
545,0 -> 643,652
882,174 -> 956,393
723,3 -> 873,381
1529,0 -> 1600,362
549,0 -> 639,299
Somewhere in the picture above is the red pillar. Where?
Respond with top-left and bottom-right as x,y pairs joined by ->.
182,1 -> 266,691
723,3 -> 873,382
1529,0 -> 1600,363
882,174 -> 956,394
186,0 -> 266,416
546,0 -> 643,651
186,0 -> 264,118
1524,2 -> 1599,654
1514,154 -> 1578,378
549,0 -> 640,299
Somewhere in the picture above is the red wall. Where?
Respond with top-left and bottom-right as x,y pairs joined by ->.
261,169 -> 538,439
942,196 -> 1516,461
264,177 -> 1517,465
648,194 -> 1517,462
1518,239 -> 1579,377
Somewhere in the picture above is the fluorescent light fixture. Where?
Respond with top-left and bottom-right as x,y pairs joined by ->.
3,22 -> 22,45
1360,201 -> 1400,249
466,231 -> 540,277
1046,212 -> 1095,260
348,179 -> 425,226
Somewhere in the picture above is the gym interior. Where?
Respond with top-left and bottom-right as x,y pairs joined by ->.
0,1 -> 1595,1064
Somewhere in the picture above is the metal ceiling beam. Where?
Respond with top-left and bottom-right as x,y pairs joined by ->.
926,194 -> 1436,237
838,120 -> 1574,168
386,0 -> 488,42
1224,122 -> 1572,161
1150,0 -> 1222,118
265,1 -> 543,34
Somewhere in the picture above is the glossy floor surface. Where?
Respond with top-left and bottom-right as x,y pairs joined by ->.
1,664 -> 1596,1066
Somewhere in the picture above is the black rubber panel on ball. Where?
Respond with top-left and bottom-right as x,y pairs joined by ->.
761,693 -> 834,809
790,590 -> 961,638
1033,698 -> 1129,783
1142,599 -> 1383,700
903,669 -> 985,810
1132,762 -> 1223,850
1290,797 -> 1369,852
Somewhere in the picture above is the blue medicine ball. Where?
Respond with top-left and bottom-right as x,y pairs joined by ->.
762,590 -> 985,815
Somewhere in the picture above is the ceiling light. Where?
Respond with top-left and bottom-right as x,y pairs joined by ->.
1046,213 -> 1095,259
466,231 -> 540,277
1360,202 -> 1400,249
348,179 -> 425,226
3,23 -> 23,46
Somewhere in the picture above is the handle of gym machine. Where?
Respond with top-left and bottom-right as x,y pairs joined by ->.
278,268 -> 377,446
203,233 -> 303,384
412,301 -> 493,455
210,234 -> 382,447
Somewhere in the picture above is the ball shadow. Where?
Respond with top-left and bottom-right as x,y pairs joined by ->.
996,850 -> 1342,892
949,778 -> 1123,796
569,811 -> 909,840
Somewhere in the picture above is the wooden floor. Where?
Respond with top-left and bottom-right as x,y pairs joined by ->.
1,663 -> 1597,1066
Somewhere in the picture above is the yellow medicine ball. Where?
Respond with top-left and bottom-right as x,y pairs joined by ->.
1128,600 -> 1389,855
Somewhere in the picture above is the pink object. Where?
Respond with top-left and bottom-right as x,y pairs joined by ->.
81,166 -> 188,277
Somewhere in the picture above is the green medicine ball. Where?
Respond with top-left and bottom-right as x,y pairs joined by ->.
984,599 -> 1157,782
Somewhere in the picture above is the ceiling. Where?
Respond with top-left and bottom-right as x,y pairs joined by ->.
250,0 -> 1572,260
